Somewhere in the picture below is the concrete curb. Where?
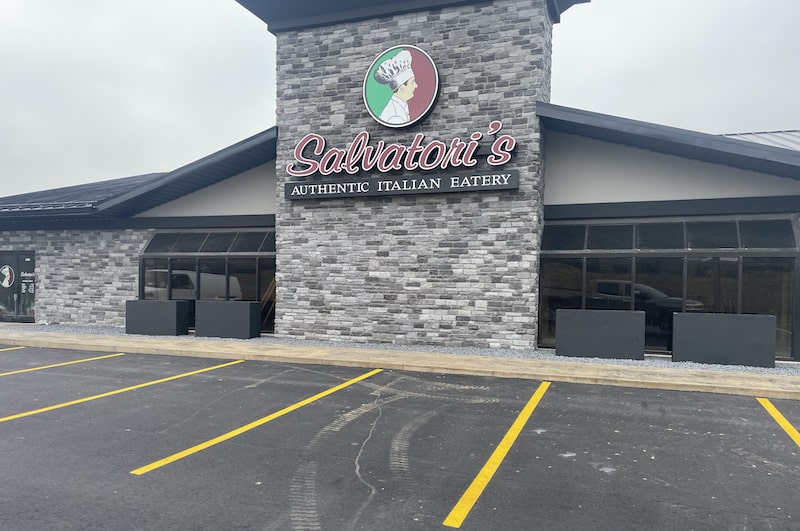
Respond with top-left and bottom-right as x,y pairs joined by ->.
1,329 -> 799,400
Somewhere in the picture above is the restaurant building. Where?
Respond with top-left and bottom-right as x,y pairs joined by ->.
1,0 -> 799,362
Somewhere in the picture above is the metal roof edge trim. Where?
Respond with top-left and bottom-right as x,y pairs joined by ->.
536,102 -> 800,179
238,0 -> 586,33
262,0 -> 488,33
0,214 -> 276,231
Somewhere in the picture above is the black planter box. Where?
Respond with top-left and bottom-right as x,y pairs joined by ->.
126,300 -> 190,336
672,313 -> 776,368
195,301 -> 261,339
556,309 -> 645,360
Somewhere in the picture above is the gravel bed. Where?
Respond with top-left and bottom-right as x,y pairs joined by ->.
4,323 -> 800,377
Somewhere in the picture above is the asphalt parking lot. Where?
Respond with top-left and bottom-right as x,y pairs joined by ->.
1,344 -> 799,530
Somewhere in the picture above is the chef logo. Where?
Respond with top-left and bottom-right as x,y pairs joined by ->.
0,264 -> 14,288
363,45 -> 439,128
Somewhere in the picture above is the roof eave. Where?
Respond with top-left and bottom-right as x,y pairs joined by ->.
96,127 -> 278,218
536,102 -> 800,180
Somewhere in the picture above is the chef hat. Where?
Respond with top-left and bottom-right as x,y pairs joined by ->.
373,49 -> 414,92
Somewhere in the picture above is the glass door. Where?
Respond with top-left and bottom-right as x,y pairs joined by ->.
0,252 -> 35,322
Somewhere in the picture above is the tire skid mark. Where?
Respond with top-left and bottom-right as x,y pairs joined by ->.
289,380 -> 407,530
308,395 -> 406,448
360,380 -> 499,404
389,408 -> 440,477
288,461 -> 322,531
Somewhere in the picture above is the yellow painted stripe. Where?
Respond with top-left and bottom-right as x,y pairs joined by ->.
0,346 -> 26,352
0,359 -> 244,424
443,381 -> 551,528
131,368 -> 383,476
0,353 -> 124,377
757,397 -> 800,448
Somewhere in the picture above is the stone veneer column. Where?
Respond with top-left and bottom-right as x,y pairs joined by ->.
274,0 -> 552,348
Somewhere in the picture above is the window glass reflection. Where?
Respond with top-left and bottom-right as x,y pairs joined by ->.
686,222 -> 738,249
585,258 -> 632,310
142,258 -> 169,299
636,223 -> 684,249
742,257 -> 794,357
636,257 -> 692,350
144,233 -> 179,253
172,233 -> 208,253
198,259 -> 227,300
587,225 -> 633,250
687,257 -> 738,313
230,233 -> 267,253
538,257 -> 583,347
541,225 -> 585,251
228,259 -> 257,301
200,233 -> 237,253
739,220 -> 796,249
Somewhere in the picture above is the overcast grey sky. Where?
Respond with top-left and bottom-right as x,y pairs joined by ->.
1,0 -> 798,197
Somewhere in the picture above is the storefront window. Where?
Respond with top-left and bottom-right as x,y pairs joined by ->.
687,257 -> 739,313
636,223 -> 684,250
740,220 -> 796,249
142,258 -> 169,300
230,232 -> 267,253
540,218 -> 798,358
140,230 -> 277,331
172,233 -> 207,253
585,258 -> 632,311
636,257 -> 686,350
198,259 -> 227,300
541,225 -> 585,251
538,257 -> 582,347
228,259 -> 258,301
587,225 -> 633,250
742,257 -> 794,357
686,221 -> 738,249
170,258 -> 198,300
200,233 -> 237,253
259,257 -> 277,331
144,233 -> 179,253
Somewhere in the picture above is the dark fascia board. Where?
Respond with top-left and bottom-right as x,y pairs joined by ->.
545,195 -> 800,220
0,215 -> 276,232
96,127 -> 278,218
546,0 -> 590,23
235,0 -> 589,32
536,102 -> 800,181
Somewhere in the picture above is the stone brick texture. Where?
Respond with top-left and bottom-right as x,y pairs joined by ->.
275,0 -> 552,348
0,229 -> 153,327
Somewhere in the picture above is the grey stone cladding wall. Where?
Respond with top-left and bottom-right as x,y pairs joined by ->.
0,229 -> 153,327
275,0 -> 552,348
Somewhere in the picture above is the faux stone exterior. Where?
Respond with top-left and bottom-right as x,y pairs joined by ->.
275,0 -> 552,348
0,229 -> 153,327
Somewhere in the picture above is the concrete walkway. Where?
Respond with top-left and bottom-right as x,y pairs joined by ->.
1,325 -> 799,400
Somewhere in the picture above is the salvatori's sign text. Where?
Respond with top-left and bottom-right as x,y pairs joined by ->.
285,171 -> 519,200
287,121 -> 515,177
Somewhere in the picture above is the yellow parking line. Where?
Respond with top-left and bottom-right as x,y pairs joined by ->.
444,381 -> 551,528
131,368 -> 384,476
0,359 -> 244,424
0,346 -> 26,352
757,397 -> 800,447
0,353 -> 124,377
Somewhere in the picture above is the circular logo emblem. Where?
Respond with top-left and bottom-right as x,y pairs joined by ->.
0,264 -> 14,288
363,45 -> 439,129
